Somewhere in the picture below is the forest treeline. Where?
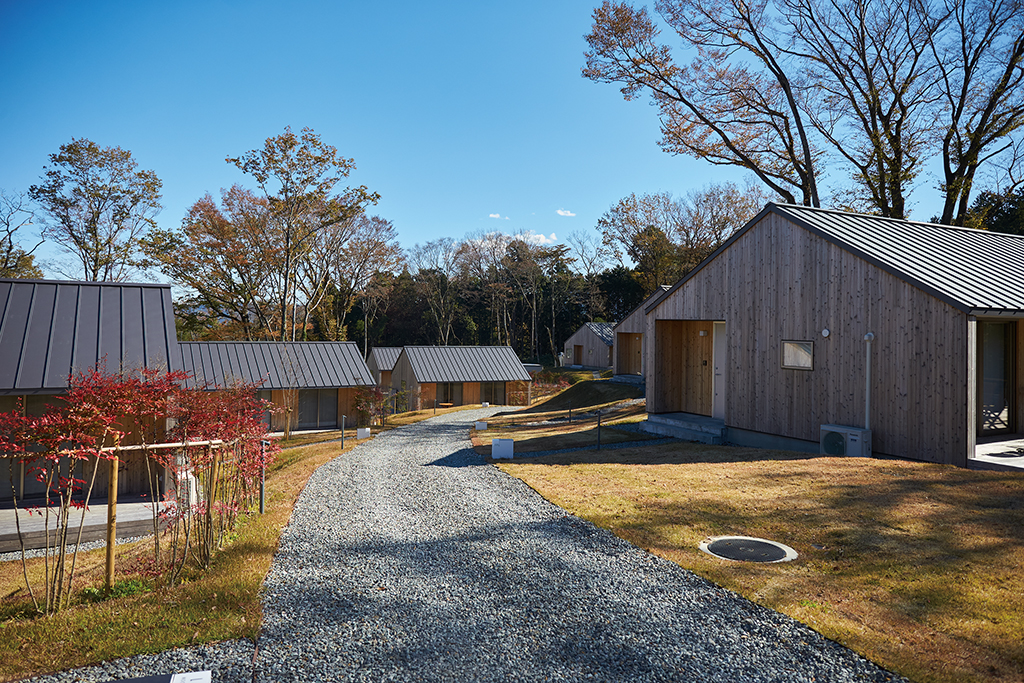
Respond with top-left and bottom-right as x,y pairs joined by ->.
0,128 -> 776,364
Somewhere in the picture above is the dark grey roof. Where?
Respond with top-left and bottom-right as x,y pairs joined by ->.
0,278 -> 180,395
401,346 -> 532,383
650,203 -> 1024,315
369,346 -> 403,372
178,341 -> 373,390
586,322 -> 615,346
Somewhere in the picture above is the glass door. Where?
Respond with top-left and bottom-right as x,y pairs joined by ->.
978,321 -> 1016,434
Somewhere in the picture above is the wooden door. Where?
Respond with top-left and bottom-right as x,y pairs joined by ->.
654,320 -> 713,415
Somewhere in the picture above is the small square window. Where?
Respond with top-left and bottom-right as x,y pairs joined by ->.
782,341 -> 814,370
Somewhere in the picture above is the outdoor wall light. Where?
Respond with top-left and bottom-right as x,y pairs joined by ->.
822,329 -> 830,337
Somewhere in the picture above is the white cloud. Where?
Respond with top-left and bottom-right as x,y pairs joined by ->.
556,209 -> 576,217
489,213 -> 510,220
526,231 -> 558,246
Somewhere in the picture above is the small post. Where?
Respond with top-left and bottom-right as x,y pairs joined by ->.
106,450 -> 119,592
568,400 -> 572,424
597,410 -> 602,450
342,415 -> 346,449
259,440 -> 269,514
434,399 -> 437,415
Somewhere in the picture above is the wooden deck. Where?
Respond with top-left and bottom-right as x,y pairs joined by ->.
0,496 -> 165,553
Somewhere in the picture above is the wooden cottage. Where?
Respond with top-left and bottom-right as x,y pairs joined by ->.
563,322 -> 614,368
178,341 -> 373,431
367,346 -> 402,387
0,278 -> 181,502
613,285 -> 670,377
641,203 -> 1024,469
390,346 -> 532,411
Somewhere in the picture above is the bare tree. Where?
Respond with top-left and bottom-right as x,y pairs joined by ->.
585,0 -> 822,206
932,0 -> 1024,225
410,238 -> 463,345
0,190 -> 43,278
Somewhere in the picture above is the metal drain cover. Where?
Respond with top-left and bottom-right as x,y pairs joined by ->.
699,536 -> 798,563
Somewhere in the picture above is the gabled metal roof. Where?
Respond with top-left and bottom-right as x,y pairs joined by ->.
401,346 -> 532,383
0,278 -> 181,395
649,203 -> 1024,316
178,341 -> 373,390
369,346 -> 403,372
585,322 -> 615,346
772,204 -> 1024,314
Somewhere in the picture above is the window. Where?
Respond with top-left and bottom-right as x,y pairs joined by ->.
782,341 -> 814,370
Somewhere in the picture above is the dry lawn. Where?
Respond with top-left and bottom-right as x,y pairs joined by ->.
0,418 -> 416,681
495,444 -> 1024,683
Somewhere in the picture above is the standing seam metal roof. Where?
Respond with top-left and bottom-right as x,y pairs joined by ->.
177,341 -> 373,389
0,279 -> 180,394
401,346 -> 532,383
585,322 -> 615,346
772,204 -> 1024,313
369,347 -> 403,372
648,203 -> 1024,315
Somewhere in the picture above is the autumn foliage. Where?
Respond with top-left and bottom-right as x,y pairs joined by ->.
0,366 -> 276,613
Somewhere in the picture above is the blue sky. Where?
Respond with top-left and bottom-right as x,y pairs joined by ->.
0,0 -> 944,278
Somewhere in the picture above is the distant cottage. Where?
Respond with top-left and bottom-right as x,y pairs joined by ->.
562,322 -> 614,369
390,346 -> 532,410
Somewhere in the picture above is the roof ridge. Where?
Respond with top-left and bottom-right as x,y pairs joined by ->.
772,203 -> 1024,240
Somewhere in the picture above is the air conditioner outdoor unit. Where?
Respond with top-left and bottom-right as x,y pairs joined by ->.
820,424 -> 872,457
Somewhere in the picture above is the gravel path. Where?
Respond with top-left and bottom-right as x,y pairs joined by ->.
28,408 -> 904,682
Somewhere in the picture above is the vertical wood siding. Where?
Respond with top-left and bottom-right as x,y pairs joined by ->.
563,327 -> 612,368
645,213 -> 969,465
615,332 -> 643,375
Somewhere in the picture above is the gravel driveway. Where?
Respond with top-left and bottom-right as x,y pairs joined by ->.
31,408 -> 904,682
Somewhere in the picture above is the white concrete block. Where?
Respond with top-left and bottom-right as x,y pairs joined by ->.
491,438 -> 514,459
475,421 -> 487,430
357,427 -> 371,439
481,402 -> 490,408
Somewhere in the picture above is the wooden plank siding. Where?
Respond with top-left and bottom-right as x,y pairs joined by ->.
645,212 -> 970,465
615,332 -> 643,375
653,321 -> 713,414
563,326 -> 612,368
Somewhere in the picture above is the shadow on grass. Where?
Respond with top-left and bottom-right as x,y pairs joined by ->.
497,440 -> 822,466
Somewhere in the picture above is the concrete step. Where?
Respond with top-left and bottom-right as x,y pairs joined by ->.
611,374 -> 644,385
640,413 -> 725,445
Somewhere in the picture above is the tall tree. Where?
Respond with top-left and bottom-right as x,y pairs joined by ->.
933,0 -> 1024,225
29,139 -> 161,281
585,0 -> 822,206
0,190 -> 43,278
965,186 -> 1024,234
410,238 -> 464,345
321,214 -> 405,342
597,191 -> 685,294
227,126 -> 379,341
785,0 -> 944,218
141,186 -> 276,340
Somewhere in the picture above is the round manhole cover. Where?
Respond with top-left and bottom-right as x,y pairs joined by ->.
699,536 -> 798,563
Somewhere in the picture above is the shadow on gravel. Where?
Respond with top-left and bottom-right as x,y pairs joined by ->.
424,447 -> 487,468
